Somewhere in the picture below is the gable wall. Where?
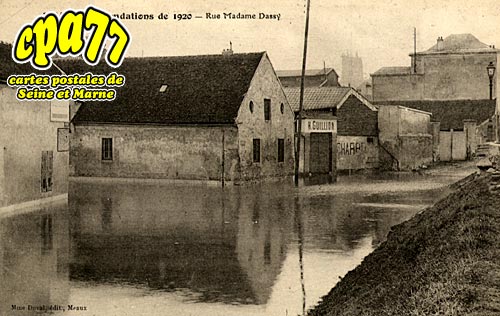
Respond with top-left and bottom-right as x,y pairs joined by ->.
337,95 -> 378,136
236,54 -> 295,180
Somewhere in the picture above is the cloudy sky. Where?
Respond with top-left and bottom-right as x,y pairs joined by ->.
1,0 -> 499,78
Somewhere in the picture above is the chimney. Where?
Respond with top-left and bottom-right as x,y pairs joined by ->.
222,41 -> 234,56
436,36 -> 444,51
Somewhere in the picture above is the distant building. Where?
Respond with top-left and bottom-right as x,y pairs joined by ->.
372,34 -> 499,102
340,52 -> 364,88
375,99 -> 496,132
0,43 -> 69,210
284,87 -> 378,172
276,68 -> 339,88
68,52 -> 295,183
372,33 -> 500,159
375,99 -> 497,161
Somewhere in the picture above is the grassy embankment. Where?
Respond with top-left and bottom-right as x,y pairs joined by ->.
308,173 -> 500,316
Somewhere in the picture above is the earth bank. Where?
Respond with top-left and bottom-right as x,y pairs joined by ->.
307,172 -> 500,316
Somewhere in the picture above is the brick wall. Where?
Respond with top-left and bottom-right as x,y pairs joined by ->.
337,95 -> 378,136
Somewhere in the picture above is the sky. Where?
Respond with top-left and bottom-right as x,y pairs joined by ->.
1,0 -> 499,79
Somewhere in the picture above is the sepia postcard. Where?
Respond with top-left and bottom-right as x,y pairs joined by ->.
0,0 -> 499,315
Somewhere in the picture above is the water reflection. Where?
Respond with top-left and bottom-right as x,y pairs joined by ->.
0,203 -> 69,316
69,182 -> 293,305
294,197 -> 306,316
302,174 -> 336,186
0,175 -> 454,316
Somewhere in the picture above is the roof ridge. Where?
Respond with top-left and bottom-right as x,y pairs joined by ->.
123,52 -> 266,60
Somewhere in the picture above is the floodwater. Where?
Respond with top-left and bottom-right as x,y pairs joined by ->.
0,171 -> 467,316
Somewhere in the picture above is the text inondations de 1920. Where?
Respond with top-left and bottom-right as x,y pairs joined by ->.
115,11 -> 282,21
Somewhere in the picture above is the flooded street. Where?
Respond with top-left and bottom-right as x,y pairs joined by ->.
0,170 -> 470,316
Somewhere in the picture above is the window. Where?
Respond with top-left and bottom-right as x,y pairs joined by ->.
41,151 -> 53,192
280,103 -> 284,114
278,138 -> 285,162
102,138 -> 113,161
249,101 -> 254,113
264,99 -> 271,121
367,137 -> 374,144
332,107 -> 337,116
253,139 -> 261,163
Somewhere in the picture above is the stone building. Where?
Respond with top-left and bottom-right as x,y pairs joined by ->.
0,43 -> 69,211
284,87 -> 378,172
276,68 -> 340,88
68,52 -> 295,183
371,34 -> 499,102
378,106 -> 433,170
340,52 -> 364,88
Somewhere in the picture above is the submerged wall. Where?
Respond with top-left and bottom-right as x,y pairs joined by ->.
70,124 -> 240,181
0,85 -> 68,207
337,136 -> 379,170
378,105 -> 433,170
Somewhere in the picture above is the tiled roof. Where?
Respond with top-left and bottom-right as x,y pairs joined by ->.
374,99 -> 496,130
0,42 -> 60,79
283,87 -> 351,111
276,68 -> 337,78
421,34 -> 496,54
61,52 -> 264,125
371,67 -> 411,76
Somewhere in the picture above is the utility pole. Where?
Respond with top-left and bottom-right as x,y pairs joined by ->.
294,0 -> 312,187
486,61 -> 498,143
413,27 -> 417,73
323,60 -> 327,82
221,129 -> 225,187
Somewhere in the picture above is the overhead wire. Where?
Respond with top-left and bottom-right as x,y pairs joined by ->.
0,0 -> 37,27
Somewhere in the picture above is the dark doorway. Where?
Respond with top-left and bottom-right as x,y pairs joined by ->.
309,133 -> 332,174
487,123 -> 494,142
